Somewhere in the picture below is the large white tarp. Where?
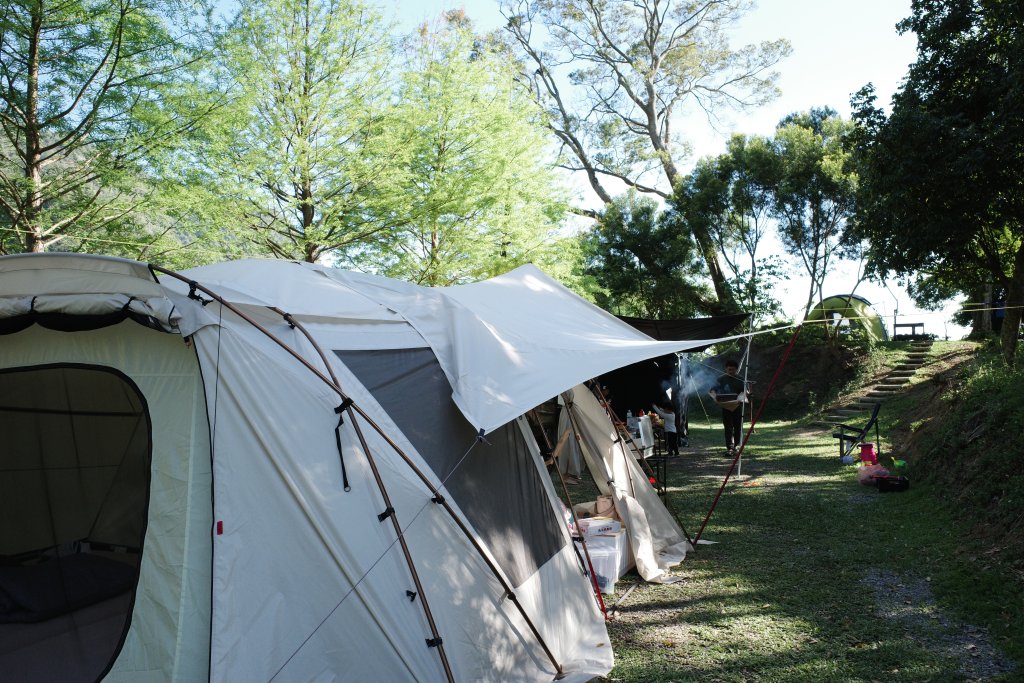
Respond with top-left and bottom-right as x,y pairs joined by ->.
175,261 -> 733,434
324,265 -> 723,433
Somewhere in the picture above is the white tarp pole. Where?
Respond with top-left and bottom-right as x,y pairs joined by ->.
738,315 -> 754,478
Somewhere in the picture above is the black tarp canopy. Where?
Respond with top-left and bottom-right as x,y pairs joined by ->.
616,312 -> 751,350
600,313 -> 751,428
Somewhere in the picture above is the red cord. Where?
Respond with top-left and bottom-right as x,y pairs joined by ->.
694,325 -> 803,543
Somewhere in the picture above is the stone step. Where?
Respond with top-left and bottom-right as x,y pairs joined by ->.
883,376 -> 911,384
834,408 -> 867,416
874,384 -> 907,391
895,363 -> 924,371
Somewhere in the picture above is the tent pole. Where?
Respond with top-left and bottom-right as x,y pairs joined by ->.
589,383 -> 661,487
738,315 -> 754,478
345,418 -> 456,682
151,267 -> 343,394
152,267 -> 564,679
564,394 -> 638,502
281,318 -> 567,680
528,408 -> 608,619
694,325 -> 803,544
352,411 -> 568,678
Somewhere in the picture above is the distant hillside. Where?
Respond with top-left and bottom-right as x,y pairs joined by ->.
889,342 -> 1024,582
709,330 -> 869,419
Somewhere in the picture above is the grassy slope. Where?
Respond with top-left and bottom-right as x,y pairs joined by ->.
597,340 -> 1023,682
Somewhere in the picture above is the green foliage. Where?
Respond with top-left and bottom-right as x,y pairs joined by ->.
770,108 -> 859,315
188,6 -> 571,278
851,0 -> 1024,363
500,0 -> 789,197
578,192 -> 712,317
0,0 -> 219,256
910,345 -> 1024,560
352,14 -> 569,285
500,0 -> 791,303
670,134 -> 785,321
195,0 -> 402,263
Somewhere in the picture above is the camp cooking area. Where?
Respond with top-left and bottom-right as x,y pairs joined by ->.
0,253 -> 759,682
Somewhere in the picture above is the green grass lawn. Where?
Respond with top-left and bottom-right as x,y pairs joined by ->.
599,416 -> 1023,682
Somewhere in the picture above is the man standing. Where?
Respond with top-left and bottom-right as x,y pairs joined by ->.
709,359 -> 750,456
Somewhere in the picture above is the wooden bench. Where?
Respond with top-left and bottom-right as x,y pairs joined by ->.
893,322 -> 926,340
832,402 -> 882,460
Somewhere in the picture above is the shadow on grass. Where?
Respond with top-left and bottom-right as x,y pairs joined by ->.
602,418 -> 1022,683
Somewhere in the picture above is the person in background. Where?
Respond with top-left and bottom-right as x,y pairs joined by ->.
650,402 -> 679,457
709,359 -> 750,456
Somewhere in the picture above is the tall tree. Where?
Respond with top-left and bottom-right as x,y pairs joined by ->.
770,108 -> 858,317
498,0 -> 790,304
203,0 -> 403,263
357,12 -> 569,285
579,191 -> 712,317
673,134 -> 784,320
852,0 -> 1024,364
0,0 -> 217,255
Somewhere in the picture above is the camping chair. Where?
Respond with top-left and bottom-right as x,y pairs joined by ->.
832,402 -> 882,460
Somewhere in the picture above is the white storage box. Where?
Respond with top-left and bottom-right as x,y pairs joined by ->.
577,517 -> 621,537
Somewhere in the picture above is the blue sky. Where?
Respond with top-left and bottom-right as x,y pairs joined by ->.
385,1 -> 968,336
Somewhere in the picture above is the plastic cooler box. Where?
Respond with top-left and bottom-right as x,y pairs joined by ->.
580,531 -> 631,594
587,544 -> 619,594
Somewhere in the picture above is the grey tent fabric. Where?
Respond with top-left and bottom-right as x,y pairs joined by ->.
336,349 -> 566,587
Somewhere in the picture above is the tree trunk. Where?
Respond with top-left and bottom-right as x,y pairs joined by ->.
690,221 -> 736,312
972,283 -> 994,337
999,243 -> 1024,366
24,4 -> 44,253
662,161 -> 735,312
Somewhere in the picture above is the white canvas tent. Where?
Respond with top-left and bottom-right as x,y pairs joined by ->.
555,386 -> 691,583
0,254 -> 726,682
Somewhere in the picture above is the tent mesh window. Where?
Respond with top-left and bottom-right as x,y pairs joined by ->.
336,348 -> 566,587
0,365 -> 149,682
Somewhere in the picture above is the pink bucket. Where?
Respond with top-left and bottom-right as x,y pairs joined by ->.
860,442 -> 878,464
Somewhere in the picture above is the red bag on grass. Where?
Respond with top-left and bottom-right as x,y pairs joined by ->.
856,464 -> 889,486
